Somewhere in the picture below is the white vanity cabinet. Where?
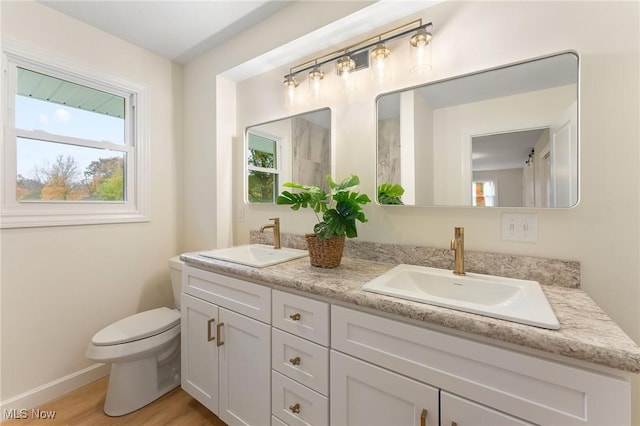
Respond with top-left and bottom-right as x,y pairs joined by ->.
181,266 -> 271,426
331,305 -> 631,426
271,290 -> 330,426
179,260 -> 634,426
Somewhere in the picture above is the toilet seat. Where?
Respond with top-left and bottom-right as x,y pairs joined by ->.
92,307 -> 180,346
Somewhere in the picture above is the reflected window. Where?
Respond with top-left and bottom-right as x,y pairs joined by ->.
247,132 -> 281,203
472,181 -> 496,207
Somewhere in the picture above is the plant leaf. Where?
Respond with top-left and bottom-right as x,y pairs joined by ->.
277,186 -> 328,213
377,183 -> 405,205
329,174 -> 360,194
276,191 -> 310,210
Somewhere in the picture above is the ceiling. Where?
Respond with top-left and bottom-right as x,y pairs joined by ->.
38,0 -> 444,79
38,0 -> 292,64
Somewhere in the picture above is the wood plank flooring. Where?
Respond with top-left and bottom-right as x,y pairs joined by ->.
2,377 -> 227,425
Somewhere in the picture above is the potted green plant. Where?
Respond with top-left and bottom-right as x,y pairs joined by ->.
277,174 -> 371,268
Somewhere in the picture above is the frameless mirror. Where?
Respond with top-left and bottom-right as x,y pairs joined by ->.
246,108 -> 331,203
377,52 -> 579,208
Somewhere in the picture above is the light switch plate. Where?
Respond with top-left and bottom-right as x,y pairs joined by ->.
501,213 -> 538,242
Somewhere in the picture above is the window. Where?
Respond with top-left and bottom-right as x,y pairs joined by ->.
247,131 -> 282,203
1,40 -> 149,228
472,181 -> 497,207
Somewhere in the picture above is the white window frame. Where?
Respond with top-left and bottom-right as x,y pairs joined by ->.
245,128 -> 288,204
1,39 -> 150,228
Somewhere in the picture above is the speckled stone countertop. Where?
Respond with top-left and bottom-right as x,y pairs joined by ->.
181,240 -> 640,374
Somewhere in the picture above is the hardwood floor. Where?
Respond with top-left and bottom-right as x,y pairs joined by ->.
2,377 -> 227,425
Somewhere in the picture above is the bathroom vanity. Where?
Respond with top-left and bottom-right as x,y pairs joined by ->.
180,245 -> 640,426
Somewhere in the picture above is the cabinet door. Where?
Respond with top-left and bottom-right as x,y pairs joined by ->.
441,392 -> 535,426
330,350 -> 438,426
219,307 -> 271,426
181,293 -> 219,414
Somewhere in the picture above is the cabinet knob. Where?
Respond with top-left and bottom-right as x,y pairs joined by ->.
289,313 -> 301,321
451,422 -> 458,426
289,356 -> 301,366
289,403 -> 301,414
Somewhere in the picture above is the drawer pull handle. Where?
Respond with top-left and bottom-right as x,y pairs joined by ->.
289,356 -> 301,366
421,409 -> 428,426
207,318 -> 216,342
289,403 -> 300,414
289,313 -> 301,321
216,322 -> 224,347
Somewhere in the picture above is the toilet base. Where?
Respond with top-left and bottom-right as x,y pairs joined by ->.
103,339 -> 180,416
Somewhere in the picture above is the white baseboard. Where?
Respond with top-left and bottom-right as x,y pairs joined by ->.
0,363 -> 109,413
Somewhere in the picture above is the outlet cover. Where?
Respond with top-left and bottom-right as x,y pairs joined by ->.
501,213 -> 538,242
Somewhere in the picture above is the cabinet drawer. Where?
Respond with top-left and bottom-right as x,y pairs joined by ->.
441,392 -> 534,426
273,290 -> 329,345
331,305 -> 630,425
272,328 -> 329,395
272,371 -> 328,426
182,265 -> 271,323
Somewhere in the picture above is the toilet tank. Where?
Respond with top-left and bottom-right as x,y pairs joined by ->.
168,256 -> 183,310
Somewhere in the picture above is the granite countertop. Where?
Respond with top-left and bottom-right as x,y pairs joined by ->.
180,252 -> 640,374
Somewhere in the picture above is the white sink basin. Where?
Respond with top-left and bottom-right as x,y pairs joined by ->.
199,244 -> 308,268
362,264 -> 559,330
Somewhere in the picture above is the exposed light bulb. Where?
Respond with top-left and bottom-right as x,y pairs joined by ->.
283,75 -> 298,108
336,55 -> 356,79
371,42 -> 391,83
410,28 -> 432,48
409,27 -> 433,75
308,66 -> 324,102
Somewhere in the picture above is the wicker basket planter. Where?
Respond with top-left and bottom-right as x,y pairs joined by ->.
305,233 -> 345,268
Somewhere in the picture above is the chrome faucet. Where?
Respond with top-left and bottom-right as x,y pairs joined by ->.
260,217 -> 281,249
450,227 -> 465,275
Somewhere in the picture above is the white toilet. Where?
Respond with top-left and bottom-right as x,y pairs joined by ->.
86,256 -> 183,416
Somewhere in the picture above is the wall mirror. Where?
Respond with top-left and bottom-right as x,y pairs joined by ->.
376,52 -> 579,208
246,108 -> 331,203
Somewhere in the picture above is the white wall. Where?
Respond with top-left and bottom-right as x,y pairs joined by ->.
182,1 -> 374,252
193,1 -> 639,420
432,85 -> 576,205
0,1 -> 182,405
226,1 -> 640,341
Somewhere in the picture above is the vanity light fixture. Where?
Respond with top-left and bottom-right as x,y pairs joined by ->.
282,19 -> 433,107
410,27 -> 432,48
283,73 -> 299,108
409,26 -> 433,74
308,63 -> 325,102
336,53 -> 356,78
371,38 -> 391,83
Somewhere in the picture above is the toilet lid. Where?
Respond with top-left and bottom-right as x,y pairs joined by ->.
92,307 -> 180,346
